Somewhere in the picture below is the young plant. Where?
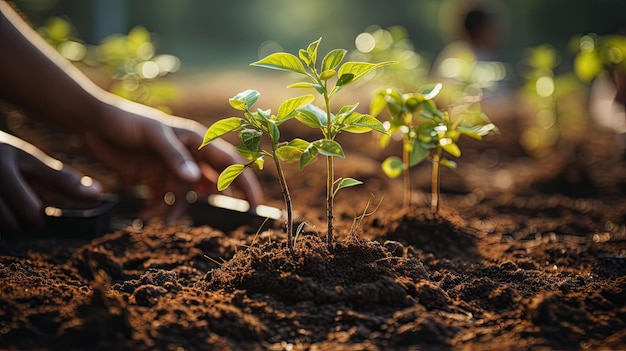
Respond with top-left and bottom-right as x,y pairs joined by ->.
251,37 -> 392,245
372,86 -> 498,213
370,83 -> 442,207
199,89 -> 314,248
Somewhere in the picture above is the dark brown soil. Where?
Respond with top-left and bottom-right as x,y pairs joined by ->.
1,99 -> 626,350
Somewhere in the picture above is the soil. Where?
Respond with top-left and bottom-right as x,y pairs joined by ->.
1,91 -> 626,350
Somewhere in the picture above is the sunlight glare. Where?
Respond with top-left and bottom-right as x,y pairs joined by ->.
536,76 -> 554,97
355,33 -> 376,53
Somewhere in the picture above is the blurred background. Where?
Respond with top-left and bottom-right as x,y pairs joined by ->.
12,0 -> 626,75
7,0 -> 626,162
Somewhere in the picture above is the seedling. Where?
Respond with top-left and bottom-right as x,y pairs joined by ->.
199,90 -> 313,248
371,85 -> 498,213
370,83 -> 442,207
251,37 -> 392,245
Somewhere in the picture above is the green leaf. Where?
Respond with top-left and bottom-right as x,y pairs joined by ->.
320,69 -> 336,80
422,99 -> 438,115
337,103 -> 359,116
322,49 -> 347,72
295,109 -> 323,128
440,139 -> 461,157
295,104 -> 328,128
254,157 -> 264,170
276,145 -> 303,163
300,144 -> 319,169
251,52 -> 306,74
381,156 -> 404,179
379,133 -> 391,149
341,114 -> 387,134
417,120 -> 437,144
235,146 -> 263,161
200,117 -> 244,148
288,138 -> 310,150
336,61 -> 395,86
313,139 -> 344,157
277,95 -> 315,122
288,82 -> 325,95
306,37 -> 322,67
409,140 -> 429,166
267,121 -> 280,142
333,177 -> 363,196
239,128 -> 262,152
298,48 -> 311,66
369,93 -> 387,117
336,73 -> 354,86
217,164 -> 246,191
229,90 -> 259,111
440,158 -> 457,170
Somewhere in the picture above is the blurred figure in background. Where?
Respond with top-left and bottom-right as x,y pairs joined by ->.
431,4 -> 516,122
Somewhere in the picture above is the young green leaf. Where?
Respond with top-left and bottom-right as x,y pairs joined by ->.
333,177 -> 363,196
276,145 -> 304,163
322,49 -> 347,72
440,138 -> 461,157
409,140 -> 429,166
319,70 -> 336,81
440,158 -> 457,170
229,90 -> 260,111
422,99 -> 438,116
295,105 -> 328,128
267,120 -> 280,142
306,37 -> 321,67
300,144 -> 319,169
337,61 -> 395,86
235,146 -> 263,161
369,93 -> 387,117
381,156 -> 404,178
277,95 -> 315,122
288,82 -> 325,95
200,117 -> 244,148
287,138 -> 310,150
312,139 -> 345,157
239,128 -> 262,152
217,164 -> 246,191
341,114 -> 387,134
251,52 -> 306,74
336,73 -> 355,87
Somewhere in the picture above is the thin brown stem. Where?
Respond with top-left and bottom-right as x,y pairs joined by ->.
431,147 -> 442,214
326,155 -> 334,246
271,145 -> 293,249
402,137 -> 411,208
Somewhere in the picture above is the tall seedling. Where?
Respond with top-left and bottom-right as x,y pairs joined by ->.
199,90 -> 314,248
251,38 -> 392,245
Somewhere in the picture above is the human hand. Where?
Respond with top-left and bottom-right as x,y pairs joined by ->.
81,100 -> 264,223
0,131 -> 103,233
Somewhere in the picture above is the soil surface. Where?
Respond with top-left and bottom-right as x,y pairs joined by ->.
2,92 -> 626,350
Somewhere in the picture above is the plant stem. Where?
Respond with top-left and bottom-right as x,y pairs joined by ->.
271,144 -> 293,248
431,147 -> 442,214
326,155 -> 334,246
402,137 -> 411,208
322,87 -> 334,247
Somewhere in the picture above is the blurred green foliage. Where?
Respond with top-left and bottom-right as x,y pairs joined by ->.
38,17 -> 180,111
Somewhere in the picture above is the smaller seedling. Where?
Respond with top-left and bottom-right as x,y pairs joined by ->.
251,37 -> 392,245
371,85 -> 498,213
199,89 -> 314,248
370,83 -> 442,207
